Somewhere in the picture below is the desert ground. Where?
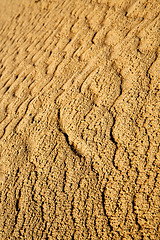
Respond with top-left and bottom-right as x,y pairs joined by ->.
0,0 -> 160,239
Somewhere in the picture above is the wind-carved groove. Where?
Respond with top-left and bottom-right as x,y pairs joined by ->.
143,126 -> 151,168
94,217 -> 99,238
109,116 -> 118,170
107,61 -> 124,171
109,61 -> 123,111
102,188 -> 107,216
146,48 -> 159,92
57,109 -> 83,159
102,187 -> 113,231
62,170 -> 67,193
0,120 -> 12,140
41,202 -> 45,223
91,32 -> 97,44
10,184 -> 22,237
132,195 -> 142,232
70,196 -> 76,239
79,68 -> 98,94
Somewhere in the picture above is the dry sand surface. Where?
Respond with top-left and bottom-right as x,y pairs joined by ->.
0,0 -> 160,239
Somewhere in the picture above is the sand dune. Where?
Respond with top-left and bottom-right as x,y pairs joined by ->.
0,0 -> 160,239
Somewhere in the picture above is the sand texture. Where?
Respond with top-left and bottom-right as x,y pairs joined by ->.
0,0 -> 160,239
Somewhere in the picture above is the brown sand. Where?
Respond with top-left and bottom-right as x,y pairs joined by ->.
0,0 -> 160,239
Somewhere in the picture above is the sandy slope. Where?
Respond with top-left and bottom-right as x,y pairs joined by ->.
0,0 -> 160,239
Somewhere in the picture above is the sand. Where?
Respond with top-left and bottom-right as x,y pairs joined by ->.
0,0 -> 160,239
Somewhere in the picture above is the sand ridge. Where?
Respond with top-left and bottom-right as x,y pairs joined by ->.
0,0 -> 160,239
